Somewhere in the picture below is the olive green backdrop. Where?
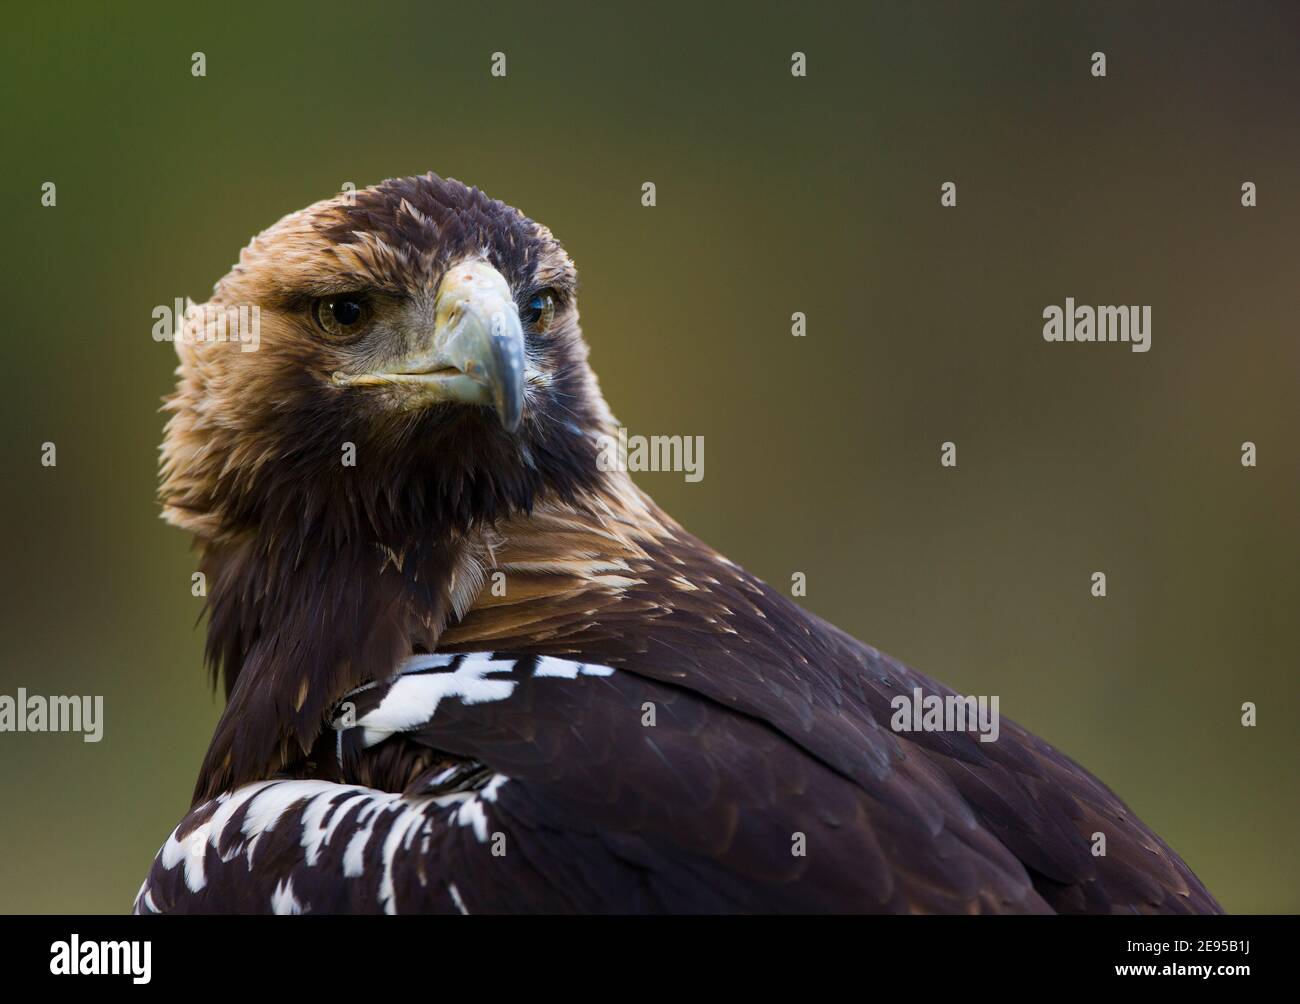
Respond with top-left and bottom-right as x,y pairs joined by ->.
1,1 -> 1295,913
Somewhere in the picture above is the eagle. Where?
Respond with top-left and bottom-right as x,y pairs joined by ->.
135,173 -> 1219,915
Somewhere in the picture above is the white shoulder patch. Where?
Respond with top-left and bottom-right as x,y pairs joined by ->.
533,656 -> 616,679
358,653 -> 519,746
354,652 -> 616,747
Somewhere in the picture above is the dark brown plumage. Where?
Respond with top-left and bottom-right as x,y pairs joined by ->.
139,173 -> 1220,915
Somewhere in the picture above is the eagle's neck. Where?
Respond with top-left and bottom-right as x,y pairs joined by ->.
191,467 -> 681,803
441,471 -> 684,653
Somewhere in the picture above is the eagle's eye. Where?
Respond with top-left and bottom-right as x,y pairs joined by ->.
522,289 -> 556,334
313,296 -> 369,338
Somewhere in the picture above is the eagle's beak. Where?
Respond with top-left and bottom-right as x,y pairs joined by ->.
333,260 -> 526,432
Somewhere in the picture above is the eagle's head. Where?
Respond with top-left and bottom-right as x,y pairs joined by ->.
161,172 -> 614,545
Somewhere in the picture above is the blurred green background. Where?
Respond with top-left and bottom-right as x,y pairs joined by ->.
1,1 -> 1295,913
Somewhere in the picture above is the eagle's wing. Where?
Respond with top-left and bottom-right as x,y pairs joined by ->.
599,616 -> 1222,916
423,527 -> 1220,915
135,652 -> 1062,914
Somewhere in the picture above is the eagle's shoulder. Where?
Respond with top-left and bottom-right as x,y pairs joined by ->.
137,652 -> 1047,914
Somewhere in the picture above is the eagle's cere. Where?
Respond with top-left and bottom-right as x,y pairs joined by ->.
138,173 -> 1219,914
